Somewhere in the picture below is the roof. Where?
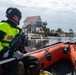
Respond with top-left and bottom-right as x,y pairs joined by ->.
24,16 -> 40,23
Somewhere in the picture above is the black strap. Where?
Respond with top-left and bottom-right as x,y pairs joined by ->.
2,41 -> 11,43
0,30 -> 6,41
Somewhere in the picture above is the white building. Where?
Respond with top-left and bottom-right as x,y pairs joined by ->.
22,16 -> 44,33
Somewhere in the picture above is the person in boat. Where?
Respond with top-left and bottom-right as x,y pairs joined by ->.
0,7 -> 40,75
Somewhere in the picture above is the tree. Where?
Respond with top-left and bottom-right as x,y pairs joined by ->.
69,29 -> 74,37
56,28 -> 62,33
41,22 -> 51,36
42,22 -> 47,27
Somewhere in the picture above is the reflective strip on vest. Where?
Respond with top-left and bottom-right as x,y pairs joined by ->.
1,41 -> 11,47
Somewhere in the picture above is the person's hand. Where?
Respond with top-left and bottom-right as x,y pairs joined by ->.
13,52 -> 24,60
3,50 -> 9,58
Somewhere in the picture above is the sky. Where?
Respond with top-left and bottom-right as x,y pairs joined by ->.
0,0 -> 76,32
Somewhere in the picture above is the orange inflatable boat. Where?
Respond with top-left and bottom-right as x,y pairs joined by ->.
0,41 -> 76,75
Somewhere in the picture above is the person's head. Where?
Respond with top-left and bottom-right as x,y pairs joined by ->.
6,7 -> 22,25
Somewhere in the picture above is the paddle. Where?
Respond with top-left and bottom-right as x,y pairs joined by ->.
0,42 -> 65,65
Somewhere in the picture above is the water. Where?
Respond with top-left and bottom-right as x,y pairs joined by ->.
28,37 -> 75,50
27,36 -> 76,75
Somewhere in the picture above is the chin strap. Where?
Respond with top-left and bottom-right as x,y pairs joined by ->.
6,19 -> 17,28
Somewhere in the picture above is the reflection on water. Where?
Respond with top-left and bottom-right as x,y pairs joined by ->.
28,37 -> 75,49
28,39 -> 49,49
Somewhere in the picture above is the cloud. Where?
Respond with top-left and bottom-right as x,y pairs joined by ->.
0,0 -> 76,32
1,0 -> 76,13
10,0 -> 76,11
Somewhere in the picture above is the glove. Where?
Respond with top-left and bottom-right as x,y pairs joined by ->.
3,50 -> 10,58
13,52 -> 24,60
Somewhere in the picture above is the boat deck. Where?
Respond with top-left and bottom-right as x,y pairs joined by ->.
45,58 -> 75,75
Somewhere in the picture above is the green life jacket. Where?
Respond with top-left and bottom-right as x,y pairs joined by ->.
0,22 -> 19,51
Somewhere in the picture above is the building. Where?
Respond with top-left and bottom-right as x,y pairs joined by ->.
22,16 -> 44,33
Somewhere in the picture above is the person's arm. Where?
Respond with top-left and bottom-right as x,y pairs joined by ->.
0,30 -> 8,58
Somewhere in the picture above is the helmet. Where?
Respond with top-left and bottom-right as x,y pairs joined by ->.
6,7 -> 22,20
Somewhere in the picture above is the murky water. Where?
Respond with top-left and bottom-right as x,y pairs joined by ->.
28,37 -> 75,50
27,37 -> 76,75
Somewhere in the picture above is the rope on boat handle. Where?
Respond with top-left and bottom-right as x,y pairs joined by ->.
0,39 -> 75,65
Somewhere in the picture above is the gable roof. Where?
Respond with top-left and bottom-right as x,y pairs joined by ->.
24,16 -> 40,23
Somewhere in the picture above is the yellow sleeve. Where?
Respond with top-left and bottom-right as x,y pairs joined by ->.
0,22 -> 7,51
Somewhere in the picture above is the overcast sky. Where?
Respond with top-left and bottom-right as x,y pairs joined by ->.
0,0 -> 76,32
